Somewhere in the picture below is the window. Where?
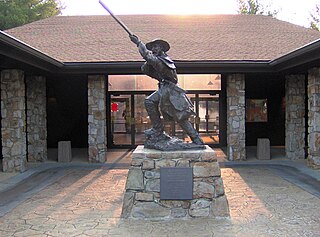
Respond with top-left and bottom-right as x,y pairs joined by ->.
108,74 -> 221,91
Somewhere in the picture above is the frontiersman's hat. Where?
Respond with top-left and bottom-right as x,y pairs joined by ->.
146,39 -> 170,52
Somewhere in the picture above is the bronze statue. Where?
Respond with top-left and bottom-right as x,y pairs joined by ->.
99,0 -> 204,150
130,35 -> 204,150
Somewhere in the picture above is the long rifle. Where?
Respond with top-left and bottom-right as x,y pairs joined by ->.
99,0 -> 133,36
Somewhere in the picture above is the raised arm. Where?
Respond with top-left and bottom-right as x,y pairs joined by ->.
129,35 -> 158,64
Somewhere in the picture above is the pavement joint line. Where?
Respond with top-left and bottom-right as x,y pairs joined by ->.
0,168 -> 69,217
220,159 -> 320,181
221,162 -> 320,198
0,159 -> 318,221
0,162 -> 131,193
0,163 -> 130,217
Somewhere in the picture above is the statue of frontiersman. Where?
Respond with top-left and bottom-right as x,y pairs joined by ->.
130,35 -> 204,150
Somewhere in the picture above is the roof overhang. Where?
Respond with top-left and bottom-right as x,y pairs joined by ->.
1,30 -> 320,75
270,38 -> 320,73
60,60 -> 272,74
0,31 -> 63,73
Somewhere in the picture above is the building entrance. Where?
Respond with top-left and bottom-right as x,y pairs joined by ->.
107,74 -> 222,148
107,91 -> 221,148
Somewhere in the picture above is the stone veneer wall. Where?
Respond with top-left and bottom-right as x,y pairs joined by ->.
26,76 -> 47,162
121,146 -> 229,219
226,74 -> 246,160
88,75 -> 107,162
1,70 -> 27,172
307,68 -> 320,169
285,75 -> 305,160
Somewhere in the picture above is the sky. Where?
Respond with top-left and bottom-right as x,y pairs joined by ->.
60,0 -> 319,28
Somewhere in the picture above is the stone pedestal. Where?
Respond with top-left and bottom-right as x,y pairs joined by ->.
121,145 -> 229,219
257,138 -> 270,160
58,141 -> 72,162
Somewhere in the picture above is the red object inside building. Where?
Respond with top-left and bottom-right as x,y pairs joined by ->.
111,102 -> 118,112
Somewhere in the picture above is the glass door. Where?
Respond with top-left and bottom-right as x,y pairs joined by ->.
199,95 -> 220,145
110,95 -> 132,146
108,92 -> 152,148
191,93 -> 220,146
134,94 -> 152,145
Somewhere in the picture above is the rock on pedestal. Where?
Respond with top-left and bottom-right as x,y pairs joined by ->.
121,145 -> 229,219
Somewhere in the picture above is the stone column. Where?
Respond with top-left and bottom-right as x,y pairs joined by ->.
307,68 -> 320,169
1,70 -> 27,172
88,75 -> 106,162
226,74 -> 246,161
26,76 -> 47,162
285,75 -> 305,160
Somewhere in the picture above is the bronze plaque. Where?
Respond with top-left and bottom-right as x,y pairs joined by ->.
160,167 -> 193,200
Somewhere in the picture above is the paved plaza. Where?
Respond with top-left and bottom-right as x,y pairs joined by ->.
0,150 -> 319,237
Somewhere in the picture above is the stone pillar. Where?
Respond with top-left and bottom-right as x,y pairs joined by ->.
285,75 -> 305,160
1,70 -> 27,172
226,74 -> 246,161
88,75 -> 106,162
26,76 -> 47,162
307,68 -> 320,169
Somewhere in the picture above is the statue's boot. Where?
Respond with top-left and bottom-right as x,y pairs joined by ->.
178,119 -> 204,145
144,128 -> 171,141
144,99 -> 171,140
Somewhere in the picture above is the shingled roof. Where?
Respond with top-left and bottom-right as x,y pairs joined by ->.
5,14 -> 320,63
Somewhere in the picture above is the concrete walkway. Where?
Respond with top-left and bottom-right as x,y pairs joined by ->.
0,149 -> 319,236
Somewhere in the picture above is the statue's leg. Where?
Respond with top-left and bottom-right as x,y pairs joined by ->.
144,91 -> 163,133
178,119 -> 204,145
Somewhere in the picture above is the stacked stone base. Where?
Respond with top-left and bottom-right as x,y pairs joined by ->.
121,145 -> 229,219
